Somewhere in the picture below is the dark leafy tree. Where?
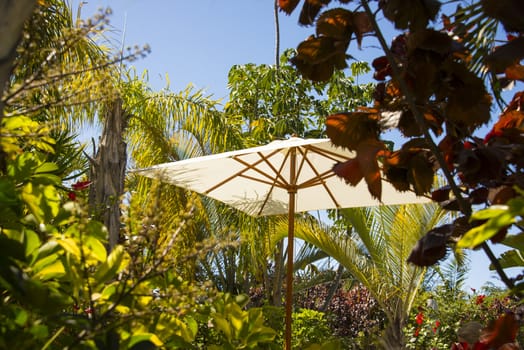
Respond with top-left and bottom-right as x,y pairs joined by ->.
278,0 -> 524,301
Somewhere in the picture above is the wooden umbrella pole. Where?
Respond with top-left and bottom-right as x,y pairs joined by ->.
285,148 -> 297,350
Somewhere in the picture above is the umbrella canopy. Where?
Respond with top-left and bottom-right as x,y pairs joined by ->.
134,137 -> 427,215
133,137 -> 429,349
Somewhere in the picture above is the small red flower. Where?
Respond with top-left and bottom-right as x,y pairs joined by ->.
414,327 -> 420,337
476,294 -> 486,305
84,307 -> 93,314
72,180 -> 92,191
433,320 -> 441,333
415,311 -> 424,325
68,191 -> 76,201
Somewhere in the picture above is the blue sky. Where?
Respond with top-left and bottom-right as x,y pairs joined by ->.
73,0 -> 510,291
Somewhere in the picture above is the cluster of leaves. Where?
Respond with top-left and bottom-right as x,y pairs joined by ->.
248,289 -> 343,348
1,2 -> 286,349
226,49 -> 374,143
295,282 -> 385,342
279,0 -> 524,289
0,112 -> 281,349
404,285 -> 523,349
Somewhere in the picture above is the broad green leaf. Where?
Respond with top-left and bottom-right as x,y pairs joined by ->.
93,245 -> 129,285
231,314 -> 244,333
35,162 -> 59,174
56,238 -> 82,259
128,333 -> 163,348
0,178 -> 19,206
213,315 -> 232,340
459,209 -> 516,248
22,183 -> 61,223
23,229 -> 41,257
32,173 -> 62,186
100,284 -> 117,301
14,309 -> 28,326
502,232 -> 524,250
3,115 -> 32,129
34,241 -> 61,262
30,324 -> 49,339
493,249 -> 524,269
470,205 -> 509,220
10,153 -> 39,181
185,316 -> 198,340
85,236 -> 107,262
33,259 -> 65,281
85,220 -> 109,241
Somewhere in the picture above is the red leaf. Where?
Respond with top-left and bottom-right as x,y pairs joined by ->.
505,63 -> 524,81
316,8 -> 354,40
325,110 -> 380,150
279,0 -> 301,14
356,140 -> 385,200
481,0 -> 524,32
481,312 -> 519,348
486,37 -> 524,74
292,35 -> 348,81
333,159 -> 363,186
352,11 -> 373,48
408,224 -> 452,266
299,0 -> 331,25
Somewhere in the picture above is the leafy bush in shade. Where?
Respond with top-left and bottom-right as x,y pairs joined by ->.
295,282 -> 386,344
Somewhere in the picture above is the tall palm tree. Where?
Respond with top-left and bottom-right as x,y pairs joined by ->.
272,203 -> 449,349
124,75 -> 257,282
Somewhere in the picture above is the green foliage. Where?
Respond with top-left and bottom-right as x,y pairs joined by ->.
404,284 -> 521,349
203,293 -> 276,349
226,49 -> 374,143
292,308 -> 337,349
458,188 -> 524,294
259,305 -> 344,349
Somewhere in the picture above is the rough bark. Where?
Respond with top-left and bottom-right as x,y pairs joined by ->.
271,240 -> 285,306
88,98 -> 127,251
0,0 -> 37,171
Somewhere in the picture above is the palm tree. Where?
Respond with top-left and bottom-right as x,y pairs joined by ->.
273,203 -> 449,349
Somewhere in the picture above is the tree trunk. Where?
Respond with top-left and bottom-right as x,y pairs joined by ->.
0,0 -> 37,171
89,98 -> 127,251
271,240 -> 285,306
381,313 -> 406,350
320,264 -> 345,312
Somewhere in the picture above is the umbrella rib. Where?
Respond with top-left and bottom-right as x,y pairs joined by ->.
306,144 -> 353,163
254,149 -> 292,216
232,151 -> 290,187
296,146 -> 342,208
237,173 -> 287,188
204,148 -> 286,194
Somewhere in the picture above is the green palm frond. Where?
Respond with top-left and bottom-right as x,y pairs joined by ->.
125,81 -> 243,169
271,202 -> 450,327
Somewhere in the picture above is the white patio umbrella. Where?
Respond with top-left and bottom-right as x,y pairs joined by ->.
132,137 -> 428,349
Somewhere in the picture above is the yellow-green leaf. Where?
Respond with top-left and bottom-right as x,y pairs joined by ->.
56,238 -> 81,259
33,259 -> 65,281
